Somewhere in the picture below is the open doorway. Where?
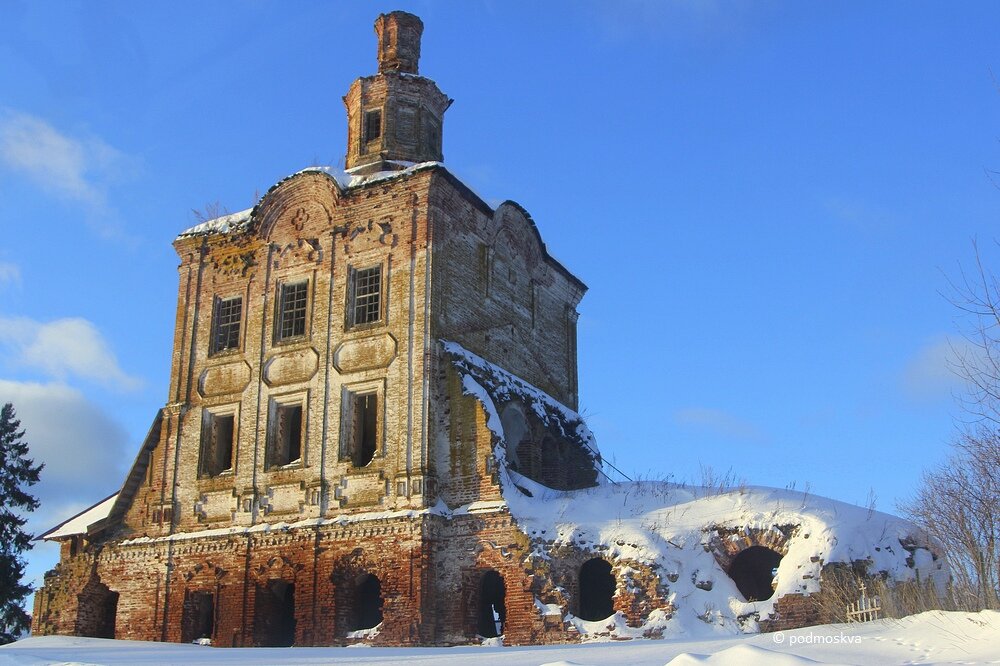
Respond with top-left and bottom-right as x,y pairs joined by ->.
254,580 -> 296,647
181,590 -> 215,643
477,570 -> 506,637
353,573 -> 384,631
727,546 -> 782,601
578,558 -> 615,621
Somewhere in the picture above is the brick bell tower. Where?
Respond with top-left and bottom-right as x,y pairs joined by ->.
344,11 -> 453,175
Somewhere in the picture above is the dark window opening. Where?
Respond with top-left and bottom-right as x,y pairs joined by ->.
477,570 -> 506,638
254,580 -> 296,647
579,558 -> 615,621
350,266 -> 382,327
76,578 -> 118,639
181,590 -> 215,643
353,573 -> 383,631
211,296 -> 242,354
364,110 -> 382,143
200,412 -> 235,477
727,546 -> 782,601
269,403 -> 302,468
346,392 -> 377,467
276,281 -> 308,341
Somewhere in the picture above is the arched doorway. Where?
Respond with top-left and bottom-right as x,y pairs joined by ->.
477,570 -> 506,637
353,573 -> 384,630
578,558 -> 615,621
727,546 -> 782,601
76,577 -> 118,639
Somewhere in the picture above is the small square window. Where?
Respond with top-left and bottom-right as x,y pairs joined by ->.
276,281 -> 308,342
211,296 -> 242,354
268,402 -> 303,468
342,390 -> 378,467
200,411 -> 235,477
365,109 -> 382,143
349,266 -> 382,327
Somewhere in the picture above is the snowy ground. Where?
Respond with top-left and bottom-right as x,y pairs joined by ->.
2,610 -> 997,666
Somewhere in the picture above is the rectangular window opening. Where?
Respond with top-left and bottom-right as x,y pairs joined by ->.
346,392 -> 378,467
269,403 -> 303,468
350,266 -> 382,327
200,412 -> 235,477
211,296 -> 242,354
364,110 -> 382,143
276,281 -> 308,342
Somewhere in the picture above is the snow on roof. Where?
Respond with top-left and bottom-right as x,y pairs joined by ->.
175,162 -> 442,239
177,208 -> 253,238
39,493 -> 119,540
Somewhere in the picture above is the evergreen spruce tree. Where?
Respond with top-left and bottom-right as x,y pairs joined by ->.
0,403 -> 43,644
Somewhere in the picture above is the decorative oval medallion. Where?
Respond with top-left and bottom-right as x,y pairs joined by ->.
264,348 -> 320,387
333,333 -> 397,374
199,361 -> 252,397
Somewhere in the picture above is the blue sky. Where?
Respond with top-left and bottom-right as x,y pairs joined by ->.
2,1 -> 1000,600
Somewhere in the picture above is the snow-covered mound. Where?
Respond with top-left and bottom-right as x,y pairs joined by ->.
503,475 -> 945,634
446,340 -> 946,637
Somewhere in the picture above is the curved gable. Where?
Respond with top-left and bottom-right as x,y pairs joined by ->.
487,200 -> 585,294
251,171 -> 343,241
488,201 -> 546,280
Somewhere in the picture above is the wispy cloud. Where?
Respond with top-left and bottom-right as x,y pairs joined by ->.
0,261 -> 20,287
901,336 -> 970,403
823,196 -> 903,235
0,380 -> 131,546
674,406 -> 767,442
0,316 -> 141,391
0,109 -> 133,240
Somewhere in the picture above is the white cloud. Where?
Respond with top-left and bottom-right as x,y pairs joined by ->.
0,110 -> 133,240
901,336 -> 971,403
0,316 -> 141,391
0,261 -> 20,286
0,380 -> 130,513
674,406 -> 766,442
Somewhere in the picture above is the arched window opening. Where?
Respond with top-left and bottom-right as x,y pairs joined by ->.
354,573 -> 384,630
181,590 -> 215,643
477,570 -> 506,637
578,558 -> 615,621
727,546 -> 782,601
254,580 -> 296,647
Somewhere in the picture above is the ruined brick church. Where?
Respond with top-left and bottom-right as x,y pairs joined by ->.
33,11 -> 945,647
33,12 -> 600,646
